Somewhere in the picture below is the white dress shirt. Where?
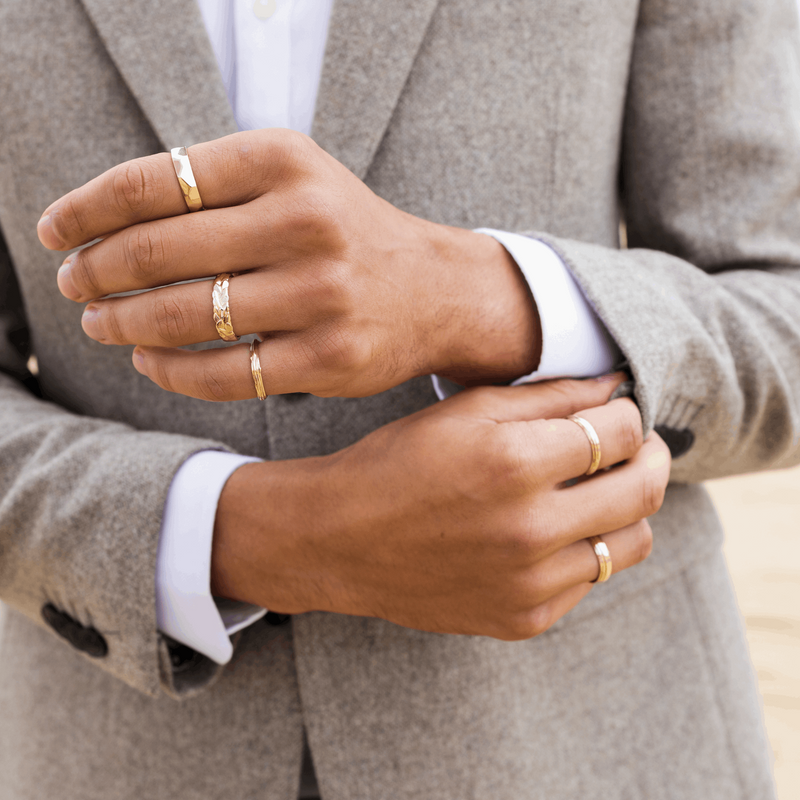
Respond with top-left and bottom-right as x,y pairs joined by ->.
155,0 -> 621,664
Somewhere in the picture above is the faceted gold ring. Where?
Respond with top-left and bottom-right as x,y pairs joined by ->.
566,414 -> 602,476
170,146 -> 204,212
212,273 -> 239,342
586,535 -> 613,583
250,339 -> 267,401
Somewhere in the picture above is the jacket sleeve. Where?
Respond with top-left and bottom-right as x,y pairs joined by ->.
0,226 -> 233,698
527,0 -> 800,484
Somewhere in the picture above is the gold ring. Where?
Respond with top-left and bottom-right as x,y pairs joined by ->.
170,146 -> 204,212
566,414 -> 602,476
250,339 -> 267,401
212,273 -> 239,342
587,535 -> 612,583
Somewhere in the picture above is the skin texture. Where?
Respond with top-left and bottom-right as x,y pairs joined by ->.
40,129 -> 541,398
37,132 -> 671,640
210,377 -> 670,639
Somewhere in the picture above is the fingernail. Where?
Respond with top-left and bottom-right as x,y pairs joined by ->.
132,349 -> 146,372
37,213 -> 62,250
595,371 -> 625,383
57,254 -> 79,300
81,306 -> 100,337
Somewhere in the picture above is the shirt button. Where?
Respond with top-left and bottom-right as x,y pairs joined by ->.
253,0 -> 278,20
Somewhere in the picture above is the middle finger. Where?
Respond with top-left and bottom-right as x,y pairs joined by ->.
57,202 -> 288,303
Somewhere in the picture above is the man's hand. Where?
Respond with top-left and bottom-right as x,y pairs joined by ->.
210,376 -> 670,640
39,129 -> 540,399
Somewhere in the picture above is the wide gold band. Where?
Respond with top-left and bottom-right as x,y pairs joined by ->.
566,414 -> 602,476
170,146 -> 204,212
212,273 -> 239,342
250,339 -> 267,401
587,535 -> 612,583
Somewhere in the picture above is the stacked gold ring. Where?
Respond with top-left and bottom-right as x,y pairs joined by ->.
566,414 -> 602,475
586,535 -> 612,583
170,146 -> 204,212
250,340 -> 267,401
212,273 -> 240,342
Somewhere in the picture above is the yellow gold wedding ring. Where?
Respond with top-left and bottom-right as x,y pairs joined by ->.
586,535 -> 612,583
250,339 -> 267,401
566,414 -> 602,476
212,273 -> 240,342
170,146 -> 204,212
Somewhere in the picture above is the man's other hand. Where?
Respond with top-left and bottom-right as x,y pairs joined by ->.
210,375 -> 670,641
39,129 -> 540,398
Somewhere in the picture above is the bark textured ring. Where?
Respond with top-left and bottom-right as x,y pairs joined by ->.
170,146 -> 204,212
212,273 -> 240,342
586,535 -> 612,583
250,339 -> 267,401
566,414 -> 602,475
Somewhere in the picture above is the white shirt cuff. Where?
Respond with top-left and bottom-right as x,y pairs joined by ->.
156,451 -> 267,665
431,230 -> 621,399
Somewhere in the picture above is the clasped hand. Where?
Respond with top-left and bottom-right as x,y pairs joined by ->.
38,131 -> 671,640
39,129 -> 539,399
211,377 -> 670,640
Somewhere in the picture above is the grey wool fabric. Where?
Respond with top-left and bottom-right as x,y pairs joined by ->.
0,0 -> 798,797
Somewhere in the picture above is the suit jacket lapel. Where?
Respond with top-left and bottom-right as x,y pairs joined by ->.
79,0 -> 237,149
312,0 -> 440,179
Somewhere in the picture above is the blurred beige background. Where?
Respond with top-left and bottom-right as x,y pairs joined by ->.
0,466 -> 797,796
707,465 -> 800,800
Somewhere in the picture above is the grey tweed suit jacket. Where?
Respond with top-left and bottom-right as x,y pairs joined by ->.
1,0 -> 799,798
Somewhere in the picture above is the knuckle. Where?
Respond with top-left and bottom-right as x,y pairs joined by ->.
53,196 -> 88,247
306,326 -> 365,374
303,263 -> 351,311
617,401 -> 644,454
503,606 -> 551,641
152,357 -> 176,395
126,226 -> 169,284
640,467 -> 667,517
111,160 -> 156,219
195,362 -> 237,402
150,294 -> 189,344
486,427 -> 529,491
103,306 -> 127,345
634,520 -> 654,563
258,129 -> 312,182
70,251 -> 102,299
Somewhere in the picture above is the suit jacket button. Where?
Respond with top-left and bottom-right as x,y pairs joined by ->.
654,425 -> 695,459
41,603 -> 108,658
264,611 -> 291,626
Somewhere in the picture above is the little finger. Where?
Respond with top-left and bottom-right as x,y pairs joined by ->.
521,519 -> 653,607
500,583 -> 592,641
132,333 -> 356,401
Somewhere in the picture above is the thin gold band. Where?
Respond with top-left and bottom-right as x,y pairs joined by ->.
250,339 -> 267,401
170,146 -> 204,212
212,273 -> 239,342
566,414 -> 602,476
587,535 -> 612,583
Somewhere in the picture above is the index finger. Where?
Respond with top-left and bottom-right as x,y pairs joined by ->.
36,129 -> 309,251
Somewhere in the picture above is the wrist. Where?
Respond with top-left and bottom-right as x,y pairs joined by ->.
210,457 -> 335,612
425,226 -> 542,386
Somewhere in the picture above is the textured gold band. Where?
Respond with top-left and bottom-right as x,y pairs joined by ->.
586,535 -> 612,583
250,339 -> 267,401
566,414 -> 602,476
212,273 -> 239,342
170,146 -> 204,212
